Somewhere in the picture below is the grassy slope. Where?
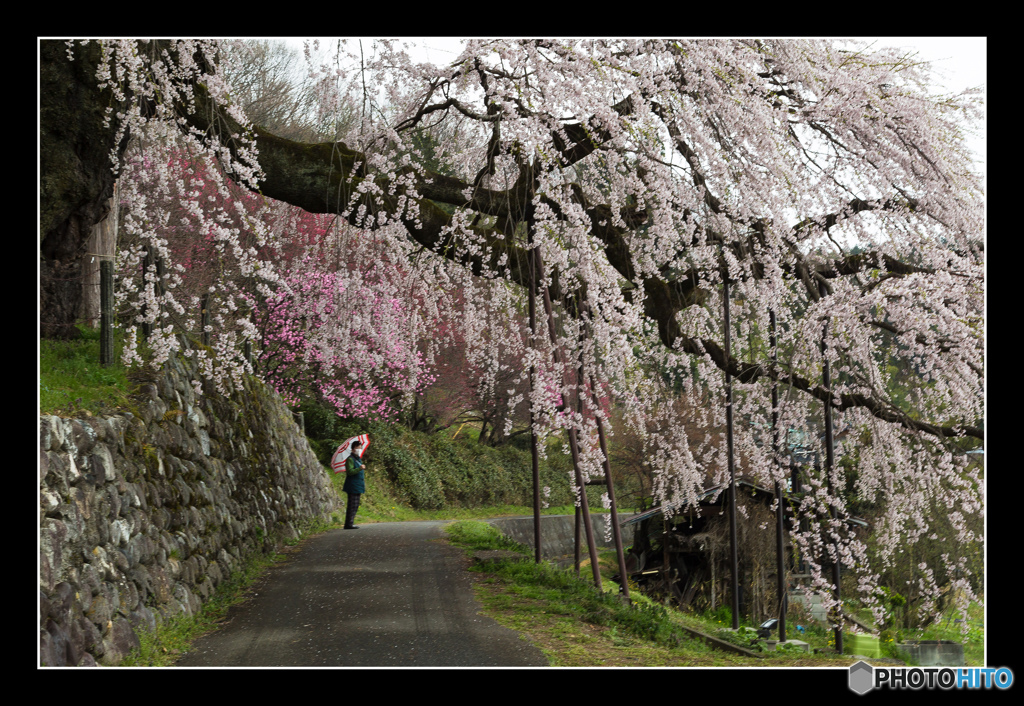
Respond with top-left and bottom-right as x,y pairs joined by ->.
39,325 -> 132,416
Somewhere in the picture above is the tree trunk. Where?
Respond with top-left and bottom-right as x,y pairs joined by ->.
40,40 -> 125,339
80,188 -> 119,328
35,42 -> 983,441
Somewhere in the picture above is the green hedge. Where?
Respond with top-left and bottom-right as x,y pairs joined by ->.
302,409 -> 581,510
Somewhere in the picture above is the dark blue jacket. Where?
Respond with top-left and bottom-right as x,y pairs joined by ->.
343,455 -> 365,494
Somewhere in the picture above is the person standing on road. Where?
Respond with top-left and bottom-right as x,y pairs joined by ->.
343,440 -> 365,529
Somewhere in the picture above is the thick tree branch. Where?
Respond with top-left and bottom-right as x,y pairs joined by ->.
40,39 -> 978,441
190,83 -> 985,442
677,332 -> 982,440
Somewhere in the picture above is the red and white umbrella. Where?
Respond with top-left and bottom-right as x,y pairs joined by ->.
330,434 -> 370,474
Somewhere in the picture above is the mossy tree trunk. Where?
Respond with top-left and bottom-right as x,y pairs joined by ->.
39,40 -> 125,340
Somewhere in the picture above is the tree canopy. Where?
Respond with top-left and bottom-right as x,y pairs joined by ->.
39,39 -> 984,625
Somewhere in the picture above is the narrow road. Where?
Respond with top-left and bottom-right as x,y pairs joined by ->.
174,521 -> 548,667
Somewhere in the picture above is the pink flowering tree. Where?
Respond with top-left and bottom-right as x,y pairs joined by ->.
42,39 -> 984,628
254,229 -> 438,420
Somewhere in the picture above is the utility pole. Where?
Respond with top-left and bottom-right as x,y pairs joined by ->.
770,310 -> 787,642
819,280 -> 842,655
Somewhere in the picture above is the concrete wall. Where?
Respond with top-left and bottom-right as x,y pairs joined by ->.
488,513 -> 632,561
897,640 -> 965,666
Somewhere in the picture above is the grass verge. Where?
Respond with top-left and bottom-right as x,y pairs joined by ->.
39,324 -> 132,416
441,520 -> 903,667
442,520 -> 750,666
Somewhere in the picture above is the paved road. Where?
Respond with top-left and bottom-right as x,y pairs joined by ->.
174,521 -> 548,667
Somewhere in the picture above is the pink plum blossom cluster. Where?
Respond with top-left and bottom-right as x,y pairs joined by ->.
254,226 -> 441,420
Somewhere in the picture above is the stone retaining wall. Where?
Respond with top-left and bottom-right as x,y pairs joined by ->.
39,354 -> 340,666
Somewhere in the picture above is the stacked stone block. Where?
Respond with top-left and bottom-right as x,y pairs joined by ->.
39,356 -> 339,666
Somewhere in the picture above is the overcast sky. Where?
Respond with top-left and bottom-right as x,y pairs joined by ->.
868,36 -> 986,92
408,37 -> 986,86
849,37 -> 986,167
289,37 -> 986,170
290,37 -> 986,96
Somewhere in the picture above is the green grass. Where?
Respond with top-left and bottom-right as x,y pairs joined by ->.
907,599 -> 985,666
440,520 -> 912,667
325,458 -> 607,526
39,324 -> 132,416
441,521 -> 756,666
444,517 -> 533,552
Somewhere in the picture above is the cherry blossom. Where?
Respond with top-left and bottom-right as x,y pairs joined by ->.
64,38 -> 983,628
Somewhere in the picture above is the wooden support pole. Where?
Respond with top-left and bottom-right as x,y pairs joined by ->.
528,230 -> 542,565
100,260 -> 114,367
537,250 -> 603,591
142,248 -> 154,339
819,280 -> 843,654
579,297 -> 630,600
770,310 -> 787,642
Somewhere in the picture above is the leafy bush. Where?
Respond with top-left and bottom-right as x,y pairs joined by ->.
706,605 -> 733,627
713,625 -> 761,650
775,641 -> 805,655
298,404 -> 586,511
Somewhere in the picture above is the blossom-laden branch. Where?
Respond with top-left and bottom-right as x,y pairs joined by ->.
41,39 -> 985,626
177,41 -> 982,441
